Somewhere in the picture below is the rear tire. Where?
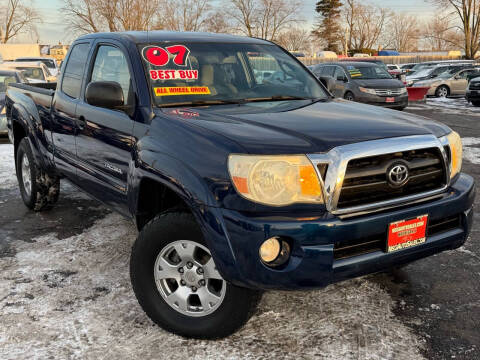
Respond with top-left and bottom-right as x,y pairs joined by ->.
130,212 -> 261,339
16,138 -> 60,211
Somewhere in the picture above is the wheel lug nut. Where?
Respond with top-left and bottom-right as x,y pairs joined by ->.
199,279 -> 205,286
191,286 -> 197,292
197,268 -> 204,274
178,268 -> 184,273
180,280 -> 186,286
186,262 -> 193,269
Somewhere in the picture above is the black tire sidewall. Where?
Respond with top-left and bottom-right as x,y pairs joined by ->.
344,91 -> 354,101
130,212 -> 258,339
16,138 -> 37,209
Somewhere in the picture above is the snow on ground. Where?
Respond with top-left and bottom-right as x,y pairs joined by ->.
0,142 -> 425,359
423,97 -> 480,116
462,137 -> 480,165
0,144 -> 16,189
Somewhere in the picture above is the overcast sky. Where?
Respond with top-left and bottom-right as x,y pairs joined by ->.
19,0 -> 434,44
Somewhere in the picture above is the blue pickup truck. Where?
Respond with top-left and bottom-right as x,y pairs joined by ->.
5,31 -> 475,339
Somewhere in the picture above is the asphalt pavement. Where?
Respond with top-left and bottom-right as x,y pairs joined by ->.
0,98 -> 478,359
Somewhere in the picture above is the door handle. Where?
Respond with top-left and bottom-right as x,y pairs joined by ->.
76,115 -> 86,131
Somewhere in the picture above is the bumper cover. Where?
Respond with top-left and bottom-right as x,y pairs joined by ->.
200,173 -> 475,290
356,94 -> 408,108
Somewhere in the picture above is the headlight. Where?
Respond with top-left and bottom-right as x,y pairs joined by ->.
0,106 -> 5,115
399,87 -> 407,94
406,80 -> 414,87
228,154 -> 323,206
359,87 -> 377,95
446,131 -> 462,179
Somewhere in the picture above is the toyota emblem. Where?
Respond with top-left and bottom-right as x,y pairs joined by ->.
387,163 -> 409,187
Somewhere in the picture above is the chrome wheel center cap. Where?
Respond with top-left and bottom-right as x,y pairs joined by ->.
183,269 -> 200,286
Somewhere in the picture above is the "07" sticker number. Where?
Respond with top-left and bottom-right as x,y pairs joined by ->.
142,45 -> 190,67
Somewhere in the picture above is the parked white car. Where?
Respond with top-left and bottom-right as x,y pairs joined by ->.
0,61 -> 56,83
14,56 -> 59,76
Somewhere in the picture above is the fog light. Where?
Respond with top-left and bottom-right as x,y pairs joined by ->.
259,237 -> 281,263
259,237 -> 291,267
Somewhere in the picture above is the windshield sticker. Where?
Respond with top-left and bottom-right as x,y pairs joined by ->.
349,69 -> 362,77
154,86 -> 211,96
143,45 -> 190,67
150,69 -> 198,80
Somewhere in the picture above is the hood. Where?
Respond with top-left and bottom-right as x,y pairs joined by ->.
159,99 -> 450,154
352,78 -> 404,89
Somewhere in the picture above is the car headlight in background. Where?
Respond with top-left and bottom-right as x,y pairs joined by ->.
446,131 -> 462,179
399,87 -> 407,94
228,154 -> 323,206
0,106 -> 5,115
359,87 -> 377,95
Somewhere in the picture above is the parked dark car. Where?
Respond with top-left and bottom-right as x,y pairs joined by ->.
310,62 -> 408,110
0,69 -> 27,135
466,76 -> 480,105
5,31 -> 474,339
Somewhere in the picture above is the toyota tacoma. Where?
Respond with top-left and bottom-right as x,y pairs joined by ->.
4,31 -> 475,339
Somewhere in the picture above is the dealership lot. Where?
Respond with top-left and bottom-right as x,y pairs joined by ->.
0,98 -> 478,359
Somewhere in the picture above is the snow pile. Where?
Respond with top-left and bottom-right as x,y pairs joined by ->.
462,137 -> 480,165
0,143 -> 16,190
0,210 -> 425,359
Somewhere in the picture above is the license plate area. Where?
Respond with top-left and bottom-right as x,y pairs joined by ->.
386,97 -> 396,103
387,215 -> 428,252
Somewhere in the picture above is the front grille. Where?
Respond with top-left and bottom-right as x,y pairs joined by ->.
375,88 -> 404,96
338,148 -> 446,209
333,214 -> 462,260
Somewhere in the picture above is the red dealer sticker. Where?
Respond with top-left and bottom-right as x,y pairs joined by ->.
142,45 -> 191,67
149,69 -> 198,81
387,215 -> 428,252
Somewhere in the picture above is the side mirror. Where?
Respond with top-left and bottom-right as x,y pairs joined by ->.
86,81 -> 124,109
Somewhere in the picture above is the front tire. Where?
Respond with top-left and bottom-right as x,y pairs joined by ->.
16,138 -> 60,211
435,85 -> 449,98
130,212 -> 261,339
344,91 -> 355,101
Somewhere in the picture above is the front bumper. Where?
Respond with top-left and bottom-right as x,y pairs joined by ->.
356,93 -> 408,108
466,90 -> 480,101
201,173 -> 475,290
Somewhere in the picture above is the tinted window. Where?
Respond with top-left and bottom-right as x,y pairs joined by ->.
89,45 -> 132,105
61,43 -> 90,98
334,66 -> 346,81
322,66 -> 335,77
17,67 -> 45,80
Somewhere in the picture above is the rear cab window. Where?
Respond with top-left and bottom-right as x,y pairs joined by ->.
139,42 -> 327,107
61,43 -> 91,98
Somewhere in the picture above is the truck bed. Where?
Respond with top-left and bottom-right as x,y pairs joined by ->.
7,82 -> 55,108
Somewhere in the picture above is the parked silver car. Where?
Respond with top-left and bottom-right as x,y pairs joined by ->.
414,68 -> 480,97
0,70 -> 27,135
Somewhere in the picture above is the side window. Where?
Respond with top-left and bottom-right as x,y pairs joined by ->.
322,66 -> 335,77
89,45 -> 132,105
334,66 -> 346,81
61,43 -> 91,99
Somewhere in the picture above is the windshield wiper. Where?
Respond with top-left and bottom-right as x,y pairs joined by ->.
243,95 -> 317,103
159,99 -> 246,108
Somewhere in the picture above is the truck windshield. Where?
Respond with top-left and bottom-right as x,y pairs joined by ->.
138,42 -> 327,107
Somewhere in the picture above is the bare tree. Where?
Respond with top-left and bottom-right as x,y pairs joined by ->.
204,11 -> 232,33
422,12 -> 463,50
158,0 -> 211,31
62,0 -> 162,33
228,0 -> 257,37
228,0 -> 302,41
0,0 -> 41,43
275,26 -> 310,51
385,13 -> 420,52
342,0 -> 390,53
430,0 -> 480,58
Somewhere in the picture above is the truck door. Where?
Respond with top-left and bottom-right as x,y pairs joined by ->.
74,42 -> 135,216
51,42 -> 91,179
